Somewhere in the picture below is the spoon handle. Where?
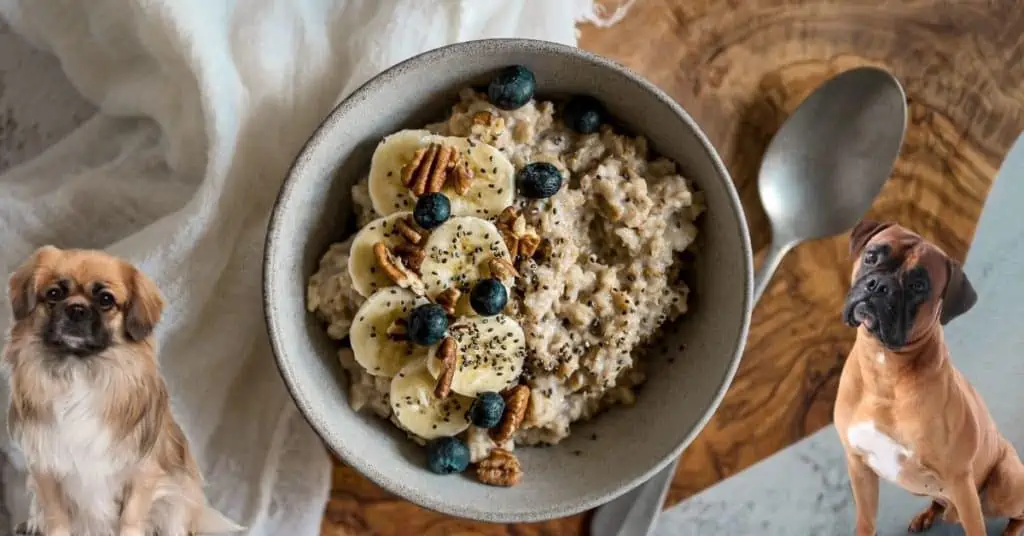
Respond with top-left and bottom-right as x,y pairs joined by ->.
752,240 -> 795,304
589,239 -> 794,536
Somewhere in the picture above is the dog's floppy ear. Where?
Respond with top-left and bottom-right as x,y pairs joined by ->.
940,258 -> 977,326
849,219 -> 894,258
7,245 -> 60,321
124,266 -> 165,341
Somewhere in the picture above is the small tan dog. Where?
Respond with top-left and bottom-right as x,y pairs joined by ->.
835,220 -> 1024,536
2,246 -> 242,536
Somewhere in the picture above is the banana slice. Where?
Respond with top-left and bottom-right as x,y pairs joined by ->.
348,211 -> 418,298
419,216 -> 513,299
368,130 -> 432,216
426,315 -> 526,397
390,359 -> 473,440
368,129 -> 515,219
350,287 -> 430,377
446,137 -> 516,217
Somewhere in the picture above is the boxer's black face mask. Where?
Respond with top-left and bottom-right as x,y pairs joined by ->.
843,220 -> 978,350
843,243 -> 929,349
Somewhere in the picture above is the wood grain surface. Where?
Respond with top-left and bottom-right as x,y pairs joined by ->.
320,1 -> 1024,534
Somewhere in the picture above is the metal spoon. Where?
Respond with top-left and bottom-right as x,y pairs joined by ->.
590,65 -> 908,536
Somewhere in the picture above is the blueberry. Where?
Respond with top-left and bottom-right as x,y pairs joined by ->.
407,303 -> 448,345
487,65 -> 536,111
425,436 -> 471,475
469,278 -> 507,316
469,392 -> 506,429
516,162 -> 563,199
562,95 -> 605,134
413,193 -> 451,230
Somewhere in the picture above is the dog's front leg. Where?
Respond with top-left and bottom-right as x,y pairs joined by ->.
846,455 -> 880,536
27,471 -> 71,536
119,472 -> 159,536
949,474 -> 987,536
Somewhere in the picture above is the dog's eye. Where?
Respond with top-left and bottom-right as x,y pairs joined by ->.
44,287 -> 66,302
863,251 -> 879,265
97,291 -> 116,309
909,279 -> 928,293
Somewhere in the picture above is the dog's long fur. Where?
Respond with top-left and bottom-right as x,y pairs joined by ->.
2,246 -> 242,536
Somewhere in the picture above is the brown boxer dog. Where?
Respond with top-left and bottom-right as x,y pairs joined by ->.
834,220 -> 1024,536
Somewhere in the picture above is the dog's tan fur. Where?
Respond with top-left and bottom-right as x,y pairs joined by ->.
2,246 -> 241,536
835,222 -> 1024,536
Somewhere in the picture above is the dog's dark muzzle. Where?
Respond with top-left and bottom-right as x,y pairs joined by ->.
844,271 -> 907,348
45,301 -> 110,356
861,273 -> 897,298
61,302 -> 92,324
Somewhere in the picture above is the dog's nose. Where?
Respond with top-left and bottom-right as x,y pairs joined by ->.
865,276 -> 890,295
65,303 -> 91,322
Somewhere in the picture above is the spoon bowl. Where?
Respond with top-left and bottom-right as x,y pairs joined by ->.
592,65 -> 908,536
759,66 -> 908,247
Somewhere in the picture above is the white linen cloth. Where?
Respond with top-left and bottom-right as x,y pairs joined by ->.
0,0 -> 633,534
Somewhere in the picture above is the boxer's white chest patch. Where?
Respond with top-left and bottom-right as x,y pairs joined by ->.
847,420 -> 911,482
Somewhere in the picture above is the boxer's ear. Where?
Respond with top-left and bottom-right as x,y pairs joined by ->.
940,258 -> 977,325
849,220 -> 893,258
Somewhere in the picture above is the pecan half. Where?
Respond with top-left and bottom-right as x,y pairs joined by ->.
435,288 -> 461,316
452,160 -> 473,195
518,232 -> 541,259
427,145 -> 456,194
401,142 -> 474,196
401,147 -> 428,187
497,206 -> 519,228
490,385 -> 530,442
395,217 -> 423,245
512,214 -> 528,236
482,116 -> 507,145
475,448 -> 522,487
433,337 -> 457,399
488,257 -> 519,281
404,145 -> 438,196
494,206 -> 542,265
372,242 -> 425,295
392,243 -> 425,273
500,229 -> 519,258
472,111 -> 494,126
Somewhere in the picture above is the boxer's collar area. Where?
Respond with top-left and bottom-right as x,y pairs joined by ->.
855,324 -> 947,369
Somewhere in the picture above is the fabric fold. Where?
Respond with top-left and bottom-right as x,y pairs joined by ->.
0,1 -> 631,534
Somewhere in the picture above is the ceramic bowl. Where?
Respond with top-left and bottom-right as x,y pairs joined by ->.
264,38 -> 753,523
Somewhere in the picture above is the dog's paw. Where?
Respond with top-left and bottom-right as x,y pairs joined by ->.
908,501 -> 944,533
13,521 -> 42,536
119,527 -> 146,536
13,520 -> 48,536
14,522 -> 70,536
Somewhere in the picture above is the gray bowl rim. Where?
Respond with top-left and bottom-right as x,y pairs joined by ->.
263,36 -> 754,522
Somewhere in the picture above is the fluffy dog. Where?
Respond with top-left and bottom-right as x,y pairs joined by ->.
2,246 -> 242,536
835,221 -> 1024,536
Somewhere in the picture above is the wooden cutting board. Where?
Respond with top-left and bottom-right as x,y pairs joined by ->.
320,1 -> 1023,534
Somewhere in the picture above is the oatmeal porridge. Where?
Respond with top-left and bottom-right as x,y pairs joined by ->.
305,65 -> 704,486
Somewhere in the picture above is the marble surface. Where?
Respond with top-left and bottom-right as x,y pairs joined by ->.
654,132 -> 1024,536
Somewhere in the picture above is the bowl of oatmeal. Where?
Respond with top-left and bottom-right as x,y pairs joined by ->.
264,38 -> 753,522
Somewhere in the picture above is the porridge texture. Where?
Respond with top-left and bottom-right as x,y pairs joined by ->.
306,65 -> 704,486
